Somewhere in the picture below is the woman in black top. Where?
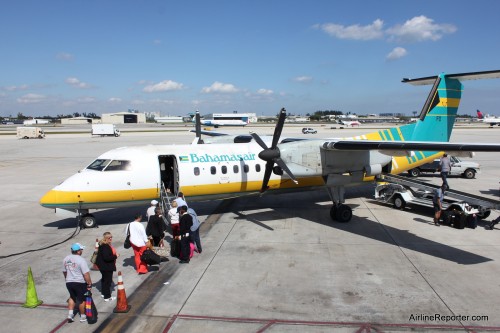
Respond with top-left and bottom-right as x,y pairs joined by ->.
96,232 -> 118,301
146,207 -> 167,247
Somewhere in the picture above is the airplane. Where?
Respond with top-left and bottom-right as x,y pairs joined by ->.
338,119 -> 361,127
40,70 -> 500,228
476,110 -> 500,126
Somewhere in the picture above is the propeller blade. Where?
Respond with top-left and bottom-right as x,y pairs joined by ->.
271,108 -> 286,149
275,158 -> 298,184
250,133 -> 268,150
195,111 -> 203,144
261,162 -> 273,192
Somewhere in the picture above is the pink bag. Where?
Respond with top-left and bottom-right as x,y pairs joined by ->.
180,242 -> 195,259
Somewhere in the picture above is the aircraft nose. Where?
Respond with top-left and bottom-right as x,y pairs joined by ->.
40,189 -> 58,207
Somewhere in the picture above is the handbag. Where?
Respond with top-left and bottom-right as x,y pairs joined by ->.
123,224 -> 131,249
90,250 -> 98,264
84,290 -> 98,324
152,246 -> 169,258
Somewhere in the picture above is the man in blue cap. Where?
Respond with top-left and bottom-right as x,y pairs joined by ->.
63,243 -> 92,323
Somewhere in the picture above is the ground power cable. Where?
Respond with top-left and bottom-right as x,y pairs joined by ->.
0,217 -> 81,259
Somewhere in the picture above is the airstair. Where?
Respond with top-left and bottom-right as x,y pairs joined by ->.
159,182 -> 174,224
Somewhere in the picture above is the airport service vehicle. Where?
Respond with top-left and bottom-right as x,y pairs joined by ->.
91,124 -> 120,137
16,127 -> 45,139
40,70 -> 500,228
302,127 -> 317,134
375,174 -> 500,227
407,156 -> 480,179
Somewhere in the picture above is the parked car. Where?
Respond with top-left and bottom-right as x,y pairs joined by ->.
302,127 -> 317,134
407,156 -> 480,179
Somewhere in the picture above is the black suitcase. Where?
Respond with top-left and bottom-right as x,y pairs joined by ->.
170,239 -> 180,258
466,214 -> 477,229
141,249 -> 161,265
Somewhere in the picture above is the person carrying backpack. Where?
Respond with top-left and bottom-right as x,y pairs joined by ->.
433,184 -> 446,226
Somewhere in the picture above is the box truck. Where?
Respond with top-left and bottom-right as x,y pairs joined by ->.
91,124 -> 120,137
17,127 -> 45,139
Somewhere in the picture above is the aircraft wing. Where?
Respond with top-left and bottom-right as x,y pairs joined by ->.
323,140 -> 500,154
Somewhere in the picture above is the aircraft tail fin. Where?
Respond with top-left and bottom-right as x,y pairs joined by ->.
477,110 -> 484,119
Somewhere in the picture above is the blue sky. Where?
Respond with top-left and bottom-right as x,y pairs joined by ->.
2,0 -> 500,118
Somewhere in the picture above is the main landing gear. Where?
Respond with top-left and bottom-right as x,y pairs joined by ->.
330,204 -> 353,223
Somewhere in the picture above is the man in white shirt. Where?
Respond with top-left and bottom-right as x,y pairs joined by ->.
126,214 -> 150,274
174,192 -> 187,207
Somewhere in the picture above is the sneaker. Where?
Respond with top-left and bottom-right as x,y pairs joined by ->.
104,297 -> 116,302
80,317 -> 87,323
67,315 -> 74,323
100,294 -> 105,298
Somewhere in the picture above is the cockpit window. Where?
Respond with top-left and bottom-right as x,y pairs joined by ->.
87,159 -> 111,171
104,160 -> 131,171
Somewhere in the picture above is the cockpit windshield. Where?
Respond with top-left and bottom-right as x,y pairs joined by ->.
104,160 -> 131,171
87,159 -> 111,171
86,159 -> 131,171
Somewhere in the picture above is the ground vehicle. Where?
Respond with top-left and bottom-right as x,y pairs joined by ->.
407,156 -> 480,179
91,124 -> 120,137
16,127 -> 45,139
302,127 -> 317,134
375,174 -> 500,228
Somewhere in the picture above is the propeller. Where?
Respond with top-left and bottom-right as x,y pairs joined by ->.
193,110 -> 204,144
250,108 -> 298,193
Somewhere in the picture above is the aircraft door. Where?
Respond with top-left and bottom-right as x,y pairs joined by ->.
158,155 -> 178,194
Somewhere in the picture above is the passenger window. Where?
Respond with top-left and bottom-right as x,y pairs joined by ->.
194,167 -> 200,176
104,160 -> 131,171
221,166 -> 227,174
87,159 -> 111,171
233,165 -> 239,173
255,164 -> 261,172
210,166 -> 216,175
243,165 -> 249,173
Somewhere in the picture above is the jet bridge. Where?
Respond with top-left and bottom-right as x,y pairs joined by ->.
374,174 -> 500,226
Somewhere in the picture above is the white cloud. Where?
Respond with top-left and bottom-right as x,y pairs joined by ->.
293,76 -> 313,83
257,88 -> 274,95
76,96 -> 96,103
4,84 -> 29,92
108,97 -> 122,103
56,52 -> 74,61
386,47 -> 408,60
143,80 -> 184,93
65,77 -> 91,89
313,19 -> 384,40
17,93 -> 46,104
201,81 -> 239,94
386,15 -> 457,42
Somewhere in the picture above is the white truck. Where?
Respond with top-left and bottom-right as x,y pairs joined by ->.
91,124 -> 120,137
17,127 -> 45,139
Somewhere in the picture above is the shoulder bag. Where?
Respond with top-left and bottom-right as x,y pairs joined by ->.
124,224 -> 131,249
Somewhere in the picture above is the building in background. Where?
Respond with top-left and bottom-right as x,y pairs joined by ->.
101,111 -> 146,124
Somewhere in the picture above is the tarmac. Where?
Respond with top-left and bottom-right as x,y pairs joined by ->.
0,124 -> 499,333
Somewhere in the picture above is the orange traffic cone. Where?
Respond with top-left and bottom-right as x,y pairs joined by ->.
22,267 -> 43,308
113,271 -> 131,313
91,238 -> 99,271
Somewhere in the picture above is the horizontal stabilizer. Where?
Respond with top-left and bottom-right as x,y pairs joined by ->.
323,140 -> 500,152
402,70 -> 500,86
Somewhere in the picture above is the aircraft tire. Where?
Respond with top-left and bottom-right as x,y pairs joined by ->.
336,204 -> 352,223
81,214 -> 97,228
330,206 -> 338,221
393,195 -> 406,210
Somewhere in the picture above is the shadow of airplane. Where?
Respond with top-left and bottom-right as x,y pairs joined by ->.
219,188 -> 492,265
